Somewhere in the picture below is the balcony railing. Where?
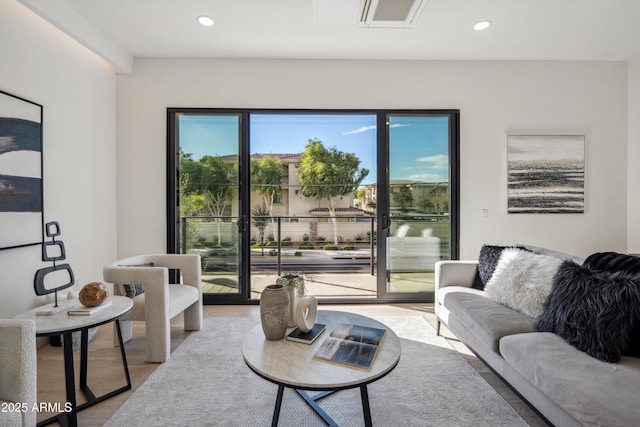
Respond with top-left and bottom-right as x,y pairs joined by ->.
179,214 -> 449,276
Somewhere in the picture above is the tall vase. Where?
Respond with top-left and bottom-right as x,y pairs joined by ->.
260,284 -> 289,340
287,288 -> 298,327
276,276 -> 304,327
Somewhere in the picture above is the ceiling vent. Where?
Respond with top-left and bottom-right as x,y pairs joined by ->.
358,0 -> 429,28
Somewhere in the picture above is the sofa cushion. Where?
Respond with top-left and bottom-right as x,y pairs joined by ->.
118,262 -> 154,297
484,248 -> 564,318
522,244 -> 585,264
500,332 -> 640,427
537,260 -> 640,362
473,244 -> 531,290
582,251 -> 640,275
441,291 -> 538,353
475,245 -> 507,289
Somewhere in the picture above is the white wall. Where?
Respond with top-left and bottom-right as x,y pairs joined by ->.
117,58 -> 628,260
0,1 -> 117,317
628,60 -> 640,254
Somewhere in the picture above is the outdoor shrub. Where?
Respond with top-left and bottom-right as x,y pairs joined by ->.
342,244 -> 355,250
298,243 -> 314,249
294,251 -> 302,256
303,234 -> 310,242
281,237 -> 292,246
268,249 -> 278,256
322,244 -> 340,250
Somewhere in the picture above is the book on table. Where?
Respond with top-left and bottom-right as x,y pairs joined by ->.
68,300 -> 112,316
286,323 -> 326,344
313,322 -> 386,371
35,301 -> 76,316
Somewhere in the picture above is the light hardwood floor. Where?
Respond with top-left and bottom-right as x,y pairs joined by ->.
35,304 -> 548,426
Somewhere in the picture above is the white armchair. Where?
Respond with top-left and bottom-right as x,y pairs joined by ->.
103,254 -> 203,363
0,319 -> 36,427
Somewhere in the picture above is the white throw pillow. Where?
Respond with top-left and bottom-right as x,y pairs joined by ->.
484,248 -> 563,318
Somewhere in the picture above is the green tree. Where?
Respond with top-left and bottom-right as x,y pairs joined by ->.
179,151 -> 204,217
394,186 -> 414,213
417,196 -> 433,214
251,203 -> 270,256
180,154 -> 236,245
251,156 -> 284,238
296,139 -> 369,245
430,185 -> 449,215
354,188 -> 366,209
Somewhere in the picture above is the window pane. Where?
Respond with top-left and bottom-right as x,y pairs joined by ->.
387,115 -> 451,294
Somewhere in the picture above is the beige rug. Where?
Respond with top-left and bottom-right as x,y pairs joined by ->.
106,315 -> 528,426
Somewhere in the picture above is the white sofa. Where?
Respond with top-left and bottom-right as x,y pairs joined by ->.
0,319 -> 36,427
435,250 -> 640,427
103,254 -> 203,363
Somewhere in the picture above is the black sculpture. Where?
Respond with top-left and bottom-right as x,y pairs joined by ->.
33,221 -> 75,307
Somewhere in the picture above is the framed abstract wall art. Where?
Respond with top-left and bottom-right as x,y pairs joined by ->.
0,90 -> 43,250
506,134 -> 585,214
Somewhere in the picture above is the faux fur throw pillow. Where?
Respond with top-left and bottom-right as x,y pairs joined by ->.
582,251 -> 640,275
484,248 -> 564,318
537,261 -> 640,362
473,244 -> 531,290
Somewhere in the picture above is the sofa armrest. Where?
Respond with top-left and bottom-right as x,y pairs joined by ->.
103,254 -> 201,290
147,254 -> 201,292
435,260 -> 478,290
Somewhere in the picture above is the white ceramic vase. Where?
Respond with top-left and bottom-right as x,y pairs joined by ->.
276,275 -> 304,327
295,295 -> 318,333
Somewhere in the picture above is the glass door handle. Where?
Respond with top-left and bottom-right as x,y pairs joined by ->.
237,215 -> 246,232
381,214 -> 391,231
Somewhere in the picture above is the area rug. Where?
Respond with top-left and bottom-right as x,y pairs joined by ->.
105,314 -> 528,426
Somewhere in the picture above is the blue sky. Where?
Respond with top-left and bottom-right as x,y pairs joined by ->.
179,113 -> 450,185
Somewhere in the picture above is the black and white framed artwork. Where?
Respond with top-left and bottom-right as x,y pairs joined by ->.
506,134 -> 585,214
0,90 -> 43,249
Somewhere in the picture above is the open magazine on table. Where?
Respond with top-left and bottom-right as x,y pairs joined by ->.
313,322 -> 386,371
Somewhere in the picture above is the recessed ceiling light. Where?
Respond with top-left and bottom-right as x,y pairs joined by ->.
473,20 -> 491,31
198,15 -> 214,27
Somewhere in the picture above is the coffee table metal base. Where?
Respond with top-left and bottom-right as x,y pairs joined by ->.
38,320 -> 132,427
271,384 -> 372,427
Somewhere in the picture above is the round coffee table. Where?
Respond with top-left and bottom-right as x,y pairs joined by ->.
242,310 -> 401,426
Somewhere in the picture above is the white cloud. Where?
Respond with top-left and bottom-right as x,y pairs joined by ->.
342,123 -> 410,135
342,125 -> 376,135
408,172 -> 447,182
416,154 -> 448,169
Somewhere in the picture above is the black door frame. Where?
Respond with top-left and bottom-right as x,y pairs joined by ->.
167,108 -> 459,304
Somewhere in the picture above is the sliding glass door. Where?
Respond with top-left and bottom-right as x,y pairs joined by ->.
378,113 -> 459,300
168,109 -> 458,304
167,112 -> 245,303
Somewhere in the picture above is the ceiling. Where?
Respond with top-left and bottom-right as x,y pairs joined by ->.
18,0 -> 640,73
